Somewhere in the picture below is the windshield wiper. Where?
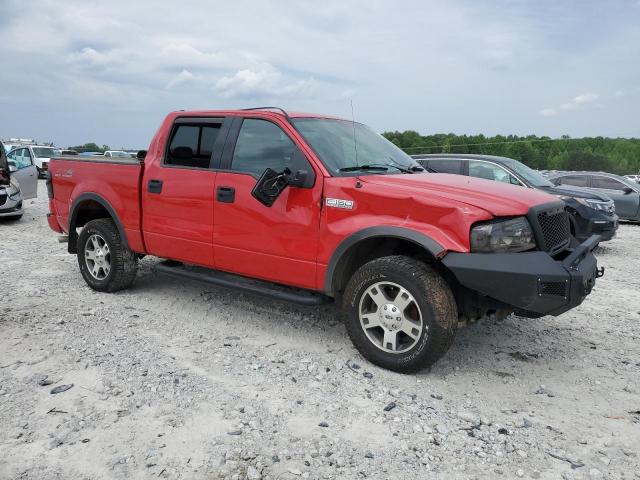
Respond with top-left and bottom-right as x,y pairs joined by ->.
338,164 -> 390,172
339,163 -> 424,174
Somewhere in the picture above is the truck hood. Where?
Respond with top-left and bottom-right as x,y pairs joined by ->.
361,173 -> 558,217
535,184 -> 612,202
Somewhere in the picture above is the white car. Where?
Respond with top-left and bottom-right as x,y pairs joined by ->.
8,145 -> 56,178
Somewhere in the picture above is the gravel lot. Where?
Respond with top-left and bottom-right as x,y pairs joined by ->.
1,185 -> 639,480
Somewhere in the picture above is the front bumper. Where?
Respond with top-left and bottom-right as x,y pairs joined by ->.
572,208 -> 618,242
442,235 -> 602,317
0,198 -> 23,217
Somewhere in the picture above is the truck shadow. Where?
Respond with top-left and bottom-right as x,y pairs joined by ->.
129,260 -> 580,376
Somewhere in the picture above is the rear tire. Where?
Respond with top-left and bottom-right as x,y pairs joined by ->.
342,255 -> 457,373
77,218 -> 138,292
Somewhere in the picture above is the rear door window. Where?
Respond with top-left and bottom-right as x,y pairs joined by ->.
558,175 -> 589,187
166,121 -> 223,168
427,159 -> 463,174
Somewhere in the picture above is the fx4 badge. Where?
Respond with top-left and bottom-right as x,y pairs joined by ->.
326,198 -> 354,210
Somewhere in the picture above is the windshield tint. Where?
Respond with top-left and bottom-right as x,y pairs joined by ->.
508,160 -> 553,187
292,118 -> 420,175
33,147 -> 55,158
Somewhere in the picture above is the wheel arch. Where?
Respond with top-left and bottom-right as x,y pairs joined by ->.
68,193 -> 128,254
324,227 -> 445,298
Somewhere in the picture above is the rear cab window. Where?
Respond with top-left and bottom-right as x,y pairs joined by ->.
165,118 -> 223,169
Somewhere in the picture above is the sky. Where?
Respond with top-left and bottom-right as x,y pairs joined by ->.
0,0 -> 639,148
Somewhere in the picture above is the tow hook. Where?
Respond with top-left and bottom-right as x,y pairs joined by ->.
596,267 -> 605,278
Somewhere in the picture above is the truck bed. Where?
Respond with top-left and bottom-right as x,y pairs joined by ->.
48,156 -> 146,253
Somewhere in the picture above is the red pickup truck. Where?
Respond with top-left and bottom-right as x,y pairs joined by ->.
47,108 -> 602,372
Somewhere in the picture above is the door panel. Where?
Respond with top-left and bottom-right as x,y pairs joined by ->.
7,149 -> 38,199
212,118 -> 322,289
141,117 -> 229,267
213,172 -> 321,289
11,165 -> 38,199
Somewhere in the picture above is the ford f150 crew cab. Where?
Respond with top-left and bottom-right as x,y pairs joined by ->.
46,108 -> 603,372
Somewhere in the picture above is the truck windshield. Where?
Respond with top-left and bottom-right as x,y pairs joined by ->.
33,147 -> 56,158
292,118 -> 421,175
508,160 -> 554,188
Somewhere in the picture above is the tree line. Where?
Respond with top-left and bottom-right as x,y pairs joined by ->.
382,131 -> 640,175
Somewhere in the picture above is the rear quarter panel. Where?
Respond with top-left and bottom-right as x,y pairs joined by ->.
49,158 -> 145,252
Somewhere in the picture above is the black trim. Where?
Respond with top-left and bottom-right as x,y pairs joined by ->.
220,117 -> 243,170
442,234 -> 601,316
147,179 -> 163,194
67,193 -> 128,254
324,227 -> 445,296
155,261 -> 328,306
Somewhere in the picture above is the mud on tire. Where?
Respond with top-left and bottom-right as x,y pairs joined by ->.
342,255 -> 457,373
77,218 -> 138,292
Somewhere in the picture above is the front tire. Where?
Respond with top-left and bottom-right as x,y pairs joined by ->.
77,218 -> 138,292
342,255 -> 457,373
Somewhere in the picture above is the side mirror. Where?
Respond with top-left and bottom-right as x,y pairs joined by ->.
288,169 -> 309,188
287,147 -> 315,188
622,186 -> 634,194
252,168 -> 290,207
137,150 -> 147,160
8,161 -> 17,173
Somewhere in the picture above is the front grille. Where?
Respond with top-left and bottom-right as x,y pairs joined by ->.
537,209 -> 571,252
539,280 -> 567,297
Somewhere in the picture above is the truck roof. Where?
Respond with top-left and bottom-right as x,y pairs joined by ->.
170,108 -> 344,121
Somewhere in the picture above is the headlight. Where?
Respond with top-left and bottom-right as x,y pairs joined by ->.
470,217 -> 536,253
556,195 -> 614,213
6,183 -> 20,199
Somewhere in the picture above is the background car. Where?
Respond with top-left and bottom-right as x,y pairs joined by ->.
61,149 -> 79,156
8,144 -> 56,178
624,174 -> 640,184
414,154 -> 618,241
550,171 -> 640,221
0,174 -> 24,220
6,148 -> 38,199
104,150 -> 132,158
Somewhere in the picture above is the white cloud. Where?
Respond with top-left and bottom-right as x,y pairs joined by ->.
215,67 -> 317,99
572,92 -> 600,104
541,92 -> 602,117
539,108 -> 558,117
166,69 -> 197,89
0,0 -> 639,146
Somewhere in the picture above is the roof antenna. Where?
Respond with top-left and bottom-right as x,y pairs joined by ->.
350,99 -> 358,165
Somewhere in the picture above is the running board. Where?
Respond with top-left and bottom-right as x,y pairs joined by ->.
154,261 -> 329,306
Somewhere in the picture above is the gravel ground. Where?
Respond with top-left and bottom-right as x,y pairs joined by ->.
1,185 -> 639,480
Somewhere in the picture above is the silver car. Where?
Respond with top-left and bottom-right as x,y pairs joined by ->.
0,140 -> 38,220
